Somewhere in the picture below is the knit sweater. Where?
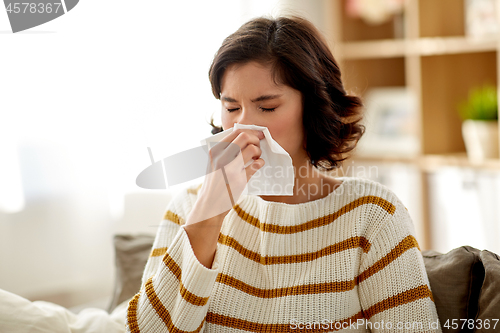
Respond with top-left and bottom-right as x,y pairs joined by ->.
126,177 -> 441,332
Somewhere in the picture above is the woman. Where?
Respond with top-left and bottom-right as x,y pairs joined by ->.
127,16 -> 441,332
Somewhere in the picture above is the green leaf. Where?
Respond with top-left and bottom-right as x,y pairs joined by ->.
458,85 -> 498,121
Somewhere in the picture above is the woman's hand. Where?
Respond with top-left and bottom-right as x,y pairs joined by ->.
184,128 -> 265,268
220,128 -> 266,181
189,128 -> 265,223
212,128 -> 266,200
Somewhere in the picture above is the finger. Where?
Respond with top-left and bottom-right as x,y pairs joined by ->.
223,128 -> 264,142
223,156 -> 248,204
245,158 -> 265,181
220,128 -> 264,148
208,141 -> 241,172
207,132 -> 262,173
230,132 -> 263,154
241,144 -> 262,167
209,130 -> 261,164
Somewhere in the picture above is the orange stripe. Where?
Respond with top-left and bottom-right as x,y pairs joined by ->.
150,247 -> 168,257
145,277 -> 205,333
218,233 -> 371,265
214,235 -> 418,299
330,311 -> 365,332
204,287 -> 434,331
363,284 -> 434,319
127,293 -> 141,333
206,312 -> 289,332
234,195 -> 396,234
163,252 -> 182,280
163,253 -> 208,306
162,252 -> 209,306
216,273 -> 357,297
357,235 -> 420,284
179,281 -> 209,306
158,205 -> 418,308
187,184 -> 203,195
163,210 -> 184,225
206,311 -> 364,332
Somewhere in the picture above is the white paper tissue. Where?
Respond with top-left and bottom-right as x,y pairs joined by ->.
201,124 -> 295,196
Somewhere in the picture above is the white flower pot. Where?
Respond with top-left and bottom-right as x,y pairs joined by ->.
462,119 -> 499,162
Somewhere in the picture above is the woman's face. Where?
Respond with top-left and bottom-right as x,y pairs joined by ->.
220,61 -> 306,161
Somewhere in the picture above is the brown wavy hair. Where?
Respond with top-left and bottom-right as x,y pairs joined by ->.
208,16 -> 364,170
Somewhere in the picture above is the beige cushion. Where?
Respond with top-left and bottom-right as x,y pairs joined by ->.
422,246 -> 484,332
108,234 -> 155,313
476,250 -> 500,323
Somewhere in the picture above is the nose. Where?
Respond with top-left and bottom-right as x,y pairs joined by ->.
234,107 -> 253,126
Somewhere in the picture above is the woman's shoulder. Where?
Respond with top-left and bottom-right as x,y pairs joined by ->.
336,177 -> 399,201
340,176 -> 413,227
336,177 -> 407,222
163,182 -> 203,224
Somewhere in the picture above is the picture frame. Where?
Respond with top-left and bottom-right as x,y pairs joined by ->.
355,87 -> 419,158
464,0 -> 499,38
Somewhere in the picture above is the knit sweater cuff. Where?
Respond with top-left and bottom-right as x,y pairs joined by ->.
175,226 -> 220,297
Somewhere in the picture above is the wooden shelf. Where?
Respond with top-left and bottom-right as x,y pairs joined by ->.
414,36 -> 498,56
350,153 -> 500,171
326,0 -> 500,251
341,39 -> 406,59
340,37 -> 498,60
349,153 -> 418,164
419,153 -> 500,171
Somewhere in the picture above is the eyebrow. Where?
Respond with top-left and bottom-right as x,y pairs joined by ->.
221,94 -> 283,103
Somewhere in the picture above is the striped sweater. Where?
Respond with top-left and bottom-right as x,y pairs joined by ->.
126,177 -> 441,332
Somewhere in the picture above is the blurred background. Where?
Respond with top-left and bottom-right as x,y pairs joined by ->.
1,0 -> 499,311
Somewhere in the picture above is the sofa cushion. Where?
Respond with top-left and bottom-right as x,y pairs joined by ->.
476,250 -> 500,326
108,234 -> 155,313
422,246 -> 484,332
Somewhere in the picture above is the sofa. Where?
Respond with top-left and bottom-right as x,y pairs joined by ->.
108,235 -> 500,332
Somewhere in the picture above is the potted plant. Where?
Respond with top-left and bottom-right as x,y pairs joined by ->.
459,84 -> 499,162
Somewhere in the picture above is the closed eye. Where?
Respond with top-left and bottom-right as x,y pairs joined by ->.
226,107 -> 276,112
